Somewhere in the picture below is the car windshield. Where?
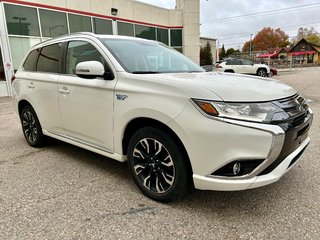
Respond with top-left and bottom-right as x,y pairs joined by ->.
100,38 -> 204,74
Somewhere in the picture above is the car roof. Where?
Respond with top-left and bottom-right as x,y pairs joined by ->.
32,32 -> 159,50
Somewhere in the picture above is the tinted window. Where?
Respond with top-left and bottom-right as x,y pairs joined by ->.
37,44 -> 62,73
93,18 -> 112,34
66,41 -> 107,75
226,59 -> 241,65
23,49 -> 40,71
39,9 -> 68,37
117,22 -> 134,36
4,4 -> 40,36
68,14 -> 92,33
157,28 -> 169,45
242,59 -> 252,65
135,25 -> 156,40
170,29 -> 182,47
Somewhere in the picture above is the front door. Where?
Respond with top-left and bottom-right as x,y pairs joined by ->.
58,40 -> 116,152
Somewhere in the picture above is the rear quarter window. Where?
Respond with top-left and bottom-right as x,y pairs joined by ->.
23,49 -> 40,71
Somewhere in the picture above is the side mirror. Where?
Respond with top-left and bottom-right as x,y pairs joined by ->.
76,61 -> 107,79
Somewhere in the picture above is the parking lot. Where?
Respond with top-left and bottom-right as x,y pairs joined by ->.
0,68 -> 319,239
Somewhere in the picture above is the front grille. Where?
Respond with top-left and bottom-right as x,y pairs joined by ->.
272,94 -> 309,130
258,94 -> 312,176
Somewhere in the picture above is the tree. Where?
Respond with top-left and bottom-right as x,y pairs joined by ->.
295,27 -> 320,45
200,41 -> 213,65
242,27 -> 289,52
225,48 -> 235,57
242,41 -> 250,53
219,44 -> 226,60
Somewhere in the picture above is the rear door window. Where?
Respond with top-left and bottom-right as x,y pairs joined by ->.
37,43 -> 62,73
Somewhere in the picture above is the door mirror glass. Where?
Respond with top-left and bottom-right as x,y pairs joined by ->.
76,61 -> 104,79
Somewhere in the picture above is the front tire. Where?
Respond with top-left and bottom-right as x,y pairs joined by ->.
127,127 -> 190,202
20,105 -> 44,147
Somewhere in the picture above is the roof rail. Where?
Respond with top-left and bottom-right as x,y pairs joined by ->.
34,32 -> 97,46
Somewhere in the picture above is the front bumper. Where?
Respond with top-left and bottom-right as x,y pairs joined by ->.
169,101 -> 313,191
193,137 -> 310,191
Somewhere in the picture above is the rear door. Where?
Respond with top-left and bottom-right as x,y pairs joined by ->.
18,44 -> 63,134
58,40 -> 116,152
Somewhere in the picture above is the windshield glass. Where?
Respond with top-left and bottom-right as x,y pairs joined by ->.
100,38 -> 204,74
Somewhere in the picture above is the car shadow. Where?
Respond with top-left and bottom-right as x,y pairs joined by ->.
44,137 -> 296,216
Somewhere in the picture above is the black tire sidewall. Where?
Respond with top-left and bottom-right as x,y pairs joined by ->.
127,127 -> 189,202
20,105 -> 44,147
257,69 -> 267,77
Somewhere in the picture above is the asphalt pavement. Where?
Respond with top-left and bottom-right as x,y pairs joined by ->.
0,68 -> 319,239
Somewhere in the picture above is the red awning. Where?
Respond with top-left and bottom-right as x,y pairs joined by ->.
257,53 -> 277,58
291,51 -> 316,56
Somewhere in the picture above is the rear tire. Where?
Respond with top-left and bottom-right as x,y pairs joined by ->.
257,68 -> 267,77
20,105 -> 44,147
127,127 -> 190,202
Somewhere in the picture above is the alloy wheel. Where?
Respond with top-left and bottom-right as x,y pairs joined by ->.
22,110 -> 38,143
132,138 -> 175,193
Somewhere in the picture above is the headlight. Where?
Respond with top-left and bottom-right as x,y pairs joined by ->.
192,99 -> 289,123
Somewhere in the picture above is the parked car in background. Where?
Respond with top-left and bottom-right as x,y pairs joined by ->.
270,67 -> 278,77
201,65 -> 215,72
215,58 -> 270,77
12,33 -> 313,202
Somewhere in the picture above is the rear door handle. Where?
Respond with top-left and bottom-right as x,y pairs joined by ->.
59,87 -> 70,94
27,82 -> 35,89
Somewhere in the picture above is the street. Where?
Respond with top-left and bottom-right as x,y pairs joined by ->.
0,68 -> 319,239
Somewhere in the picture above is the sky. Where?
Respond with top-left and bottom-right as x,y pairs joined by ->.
138,0 -> 320,50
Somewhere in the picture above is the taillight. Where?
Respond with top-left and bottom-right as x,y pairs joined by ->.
11,75 -> 16,84
215,64 -> 222,68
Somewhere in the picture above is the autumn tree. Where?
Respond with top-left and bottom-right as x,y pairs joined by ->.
242,27 -> 289,52
295,27 -> 320,45
200,41 -> 213,65
242,41 -> 250,53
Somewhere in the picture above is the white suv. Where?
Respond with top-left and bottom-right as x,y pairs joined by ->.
12,33 -> 312,202
216,58 -> 270,77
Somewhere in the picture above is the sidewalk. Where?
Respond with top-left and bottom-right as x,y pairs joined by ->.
277,66 -> 320,74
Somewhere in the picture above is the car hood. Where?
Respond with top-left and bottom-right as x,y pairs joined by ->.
150,72 -> 297,102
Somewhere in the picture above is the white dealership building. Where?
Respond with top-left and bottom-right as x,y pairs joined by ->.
0,0 -> 200,96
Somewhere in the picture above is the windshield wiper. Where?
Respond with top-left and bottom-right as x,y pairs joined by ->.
131,71 -> 160,74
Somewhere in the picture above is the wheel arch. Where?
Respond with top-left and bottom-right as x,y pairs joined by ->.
18,99 -> 33,115
224,69 -> 235,73
122,117 -> 193,175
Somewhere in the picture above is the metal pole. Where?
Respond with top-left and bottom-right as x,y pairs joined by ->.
249,34 -> 253,59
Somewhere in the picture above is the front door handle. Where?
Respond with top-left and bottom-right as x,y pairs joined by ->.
59,87 -> 70,94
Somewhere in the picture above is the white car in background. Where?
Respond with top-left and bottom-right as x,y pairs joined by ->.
216,58 -> 270,77
12,33 -> 312,202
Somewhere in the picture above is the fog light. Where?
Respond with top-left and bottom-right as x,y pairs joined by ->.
233,162 -> 241,175
211,159 -> 264,177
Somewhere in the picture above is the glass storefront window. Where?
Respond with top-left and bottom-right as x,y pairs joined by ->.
39,9 -> 68,37
170,29 -> 182,47
4,4 -> 40,36
68,14 -> 92,33
135,25 -> 156,40
117,22 -> 134,36
9,37 -> 41,70
93,18 -> 112,34
157,28 -> 169,45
